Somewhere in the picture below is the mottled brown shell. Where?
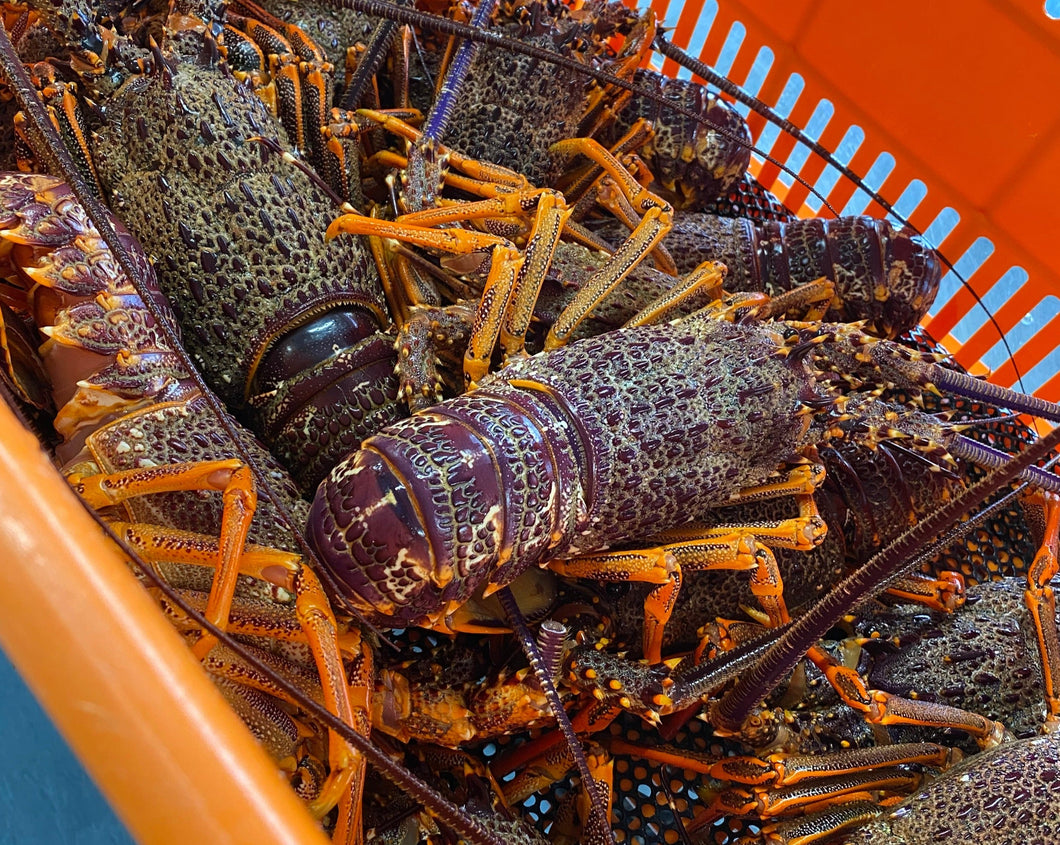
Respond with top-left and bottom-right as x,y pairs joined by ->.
844,732 -> 1060,844
91,31 -> 388,411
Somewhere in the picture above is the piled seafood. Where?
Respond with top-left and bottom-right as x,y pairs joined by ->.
0,0 -> 1058,843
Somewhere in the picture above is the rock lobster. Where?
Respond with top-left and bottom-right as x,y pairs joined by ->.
2,1 -> 1060,843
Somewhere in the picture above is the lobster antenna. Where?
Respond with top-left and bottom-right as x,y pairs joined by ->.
712,421 -> 1060,730
658,765 -> 695,845
422,0 -> 499,142
653,32 -> 1025,395
342,17 -> 400,110
0,16 -> 396,644
497,586 -> 617,845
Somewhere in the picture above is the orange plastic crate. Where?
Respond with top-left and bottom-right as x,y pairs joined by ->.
653,0 -> 1060,398
0,1 -> 1057,842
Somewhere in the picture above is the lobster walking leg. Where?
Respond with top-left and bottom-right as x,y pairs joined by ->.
544,137 -> 675,350
330,181 -> 579,387
801,644 -> 1008,747
70,460 -> 257,647
70,459 -> 373,823
1022,491 -> 1060,728
548,463 -> 828,663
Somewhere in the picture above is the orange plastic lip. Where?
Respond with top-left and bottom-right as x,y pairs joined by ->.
0,401 -> 329,845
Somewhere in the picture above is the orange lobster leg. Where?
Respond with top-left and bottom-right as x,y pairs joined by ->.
490,701 -> 623,782
500,741 -> 614,841
884,570 -> 966,613
359,108 -> 532,191
1023,490 -> 1060,727
71,459 -> 256,643
328,211 -> 524,388
329,189 -> 572,386
622,260 -> 727,328
626,740 -> 956,837
758,801 -> 885,845
107,520 -> 370,830
69,459 -> 370,830
805,644 -> 1008,747
549,465 -> 828,664
544,137 -> 675,349
561,117 -> 656,208
595,176 -> 678,275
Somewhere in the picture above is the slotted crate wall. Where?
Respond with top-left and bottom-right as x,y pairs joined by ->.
647,0 -> 1060,398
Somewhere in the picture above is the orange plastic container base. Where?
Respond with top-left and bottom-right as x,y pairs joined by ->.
0,2 -> 1058,844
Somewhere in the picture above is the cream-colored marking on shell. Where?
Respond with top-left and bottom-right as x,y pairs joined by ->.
384,547 -> 434,605
359,487 -> 398,519
458,449 -> 478,470
886,260 -> 910,298
456,503 -> 503,581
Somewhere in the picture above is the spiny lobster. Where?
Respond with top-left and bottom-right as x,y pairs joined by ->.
2,3 -> 1060,839
4,158 -> 1054,841
0,168 -> 562,844
9,0 -> 406,494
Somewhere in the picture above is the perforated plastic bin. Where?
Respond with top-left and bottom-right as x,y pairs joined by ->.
0,1 -> 1057,843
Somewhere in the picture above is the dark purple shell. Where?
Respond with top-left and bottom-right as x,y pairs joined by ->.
593,213 -> 942,339
309,316 -> 817,627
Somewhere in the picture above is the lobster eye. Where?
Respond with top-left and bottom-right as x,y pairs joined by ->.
252,307 -> 379,394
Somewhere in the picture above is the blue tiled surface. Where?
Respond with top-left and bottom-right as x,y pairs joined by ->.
0,648 -> 134,845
